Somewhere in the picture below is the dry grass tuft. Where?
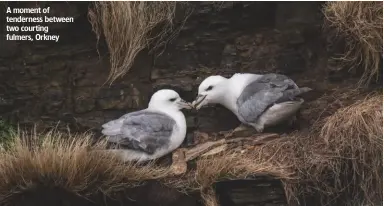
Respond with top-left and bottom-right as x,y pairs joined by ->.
0,130 -> 171,204
319,93 -> 382,143
88,2 -> 189,83
309,93 -> 382,205
202,189 -> 219,206
323,1 -> 383,87
289,93 -> 383,205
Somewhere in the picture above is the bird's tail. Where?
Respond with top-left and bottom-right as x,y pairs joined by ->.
298,87 -> 312,94
286,87 -> 312,97
276,87 -> 312,103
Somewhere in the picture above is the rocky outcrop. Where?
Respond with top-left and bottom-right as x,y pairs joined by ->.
0,2 -> 325,134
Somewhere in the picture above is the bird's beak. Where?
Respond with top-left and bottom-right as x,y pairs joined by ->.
177,99 -> 193,109
192,94 -> 207,110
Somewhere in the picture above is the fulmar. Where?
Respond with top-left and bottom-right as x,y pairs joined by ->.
192,73 -> 312,132
101,89 -> 192,162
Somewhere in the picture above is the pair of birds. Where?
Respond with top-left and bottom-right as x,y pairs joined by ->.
101,73 -> 311,162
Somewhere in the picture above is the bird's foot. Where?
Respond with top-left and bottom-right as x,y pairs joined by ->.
224,124 -> 256,138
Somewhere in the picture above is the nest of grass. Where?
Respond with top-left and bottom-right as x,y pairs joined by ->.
323,1 -> 383,87
88,2 -> 190,83
0,92 -> 381,206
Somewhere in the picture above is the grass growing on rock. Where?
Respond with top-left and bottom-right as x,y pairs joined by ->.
282,93 -> 383,205
0,130 -> 171,205
88,2 -> 189,83
323,1 -> 383,87
311,93 -> 382,205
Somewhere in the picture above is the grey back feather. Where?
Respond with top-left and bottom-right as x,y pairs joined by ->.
102,110 -> 176,155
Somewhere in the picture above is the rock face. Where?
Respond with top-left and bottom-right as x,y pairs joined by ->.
0,2 -> 325,205
216,178 -> 287,206
0,2 -> 325,134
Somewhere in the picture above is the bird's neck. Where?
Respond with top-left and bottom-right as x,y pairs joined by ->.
218,73 -> 263,114
215,81 -> 239,115
215,74 -> 260,114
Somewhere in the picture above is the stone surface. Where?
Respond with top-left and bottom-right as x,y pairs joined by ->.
216,177 -> 288,206
0,39 -> 18,58
0,1 -> 326,134
275,2 -> 323,30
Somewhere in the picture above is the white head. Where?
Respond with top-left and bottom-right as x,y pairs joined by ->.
192,75 -> 228,110
148,89 -> 192,111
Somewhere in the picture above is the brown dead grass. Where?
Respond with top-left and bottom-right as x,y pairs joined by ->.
308,93 -> 382,205
323,1 -> 383,87
0,92 -> 381,206
88,2 -> 190,83
283,93 -> 383,205
0,130 -> 171,204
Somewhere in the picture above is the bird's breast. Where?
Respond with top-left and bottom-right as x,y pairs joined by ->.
168,111 -> 187,141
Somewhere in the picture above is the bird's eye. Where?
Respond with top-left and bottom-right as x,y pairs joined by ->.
205,86 -> 213,91
169,98 -> 177,102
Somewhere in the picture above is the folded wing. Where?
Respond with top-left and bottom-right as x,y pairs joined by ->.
237,73 -> 311,123
102,110 -> 176,155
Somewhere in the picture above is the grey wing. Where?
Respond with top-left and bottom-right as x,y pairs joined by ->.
257,73 -> 299,89
237,74 -> 310,123
237,87 -> 285,123
237,81 -> 276,106
237,73 -> 298,106
274,87 -> 312,104
102,110 -> 176,155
